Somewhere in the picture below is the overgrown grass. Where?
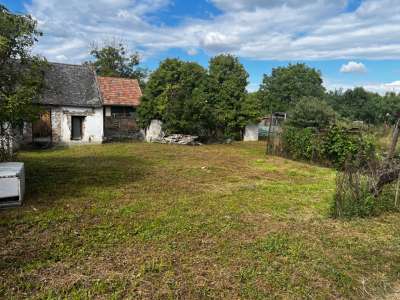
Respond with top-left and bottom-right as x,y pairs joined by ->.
331,170 -> 400,218
1,142 -> 400,299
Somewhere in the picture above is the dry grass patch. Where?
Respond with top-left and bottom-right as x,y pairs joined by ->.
0,142 -> 399,299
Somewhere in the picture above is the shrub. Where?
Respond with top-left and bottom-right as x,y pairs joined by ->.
281,126 -> 316,161
287,97 -> 336,129
280,125 -> 375,169
321,126 -> 375,169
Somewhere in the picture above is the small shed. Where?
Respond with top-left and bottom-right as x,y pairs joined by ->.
244,124 -> 259,141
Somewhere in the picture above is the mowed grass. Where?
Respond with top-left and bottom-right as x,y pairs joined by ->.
1,142 -> 400,299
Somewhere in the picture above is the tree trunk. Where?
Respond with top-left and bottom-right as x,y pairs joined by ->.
372,166 -> 400,196
0,122 -> 14,162
364,119 -> 400,197
0,122 -> 6,162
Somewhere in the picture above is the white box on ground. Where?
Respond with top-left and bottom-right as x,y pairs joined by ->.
0,162 -> 25,208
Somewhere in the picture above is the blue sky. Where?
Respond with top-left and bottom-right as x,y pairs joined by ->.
2,0 -> 400,94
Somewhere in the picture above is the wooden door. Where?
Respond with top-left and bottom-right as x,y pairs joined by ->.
71,116 -> 83,140
32,110 -> 52,143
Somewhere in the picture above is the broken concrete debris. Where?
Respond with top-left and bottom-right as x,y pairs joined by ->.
152,134 -> 202,146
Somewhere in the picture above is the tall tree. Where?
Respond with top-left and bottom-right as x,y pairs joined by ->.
139,56 -> 261,140
88,42 -> 148,88
137,59 -> 211,136
259,63 -> 325,113
208,54 -> 249,138
239,92 -> 263,127
0,5 -> 47,160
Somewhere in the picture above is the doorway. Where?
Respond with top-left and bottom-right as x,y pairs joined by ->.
71,116 -> 84,140
32,110 -> 52,145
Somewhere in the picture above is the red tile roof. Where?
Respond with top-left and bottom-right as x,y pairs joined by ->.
97,76 -> 142,107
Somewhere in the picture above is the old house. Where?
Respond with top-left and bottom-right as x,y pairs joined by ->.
22,63 -> 142,147
24,63 -> 103,146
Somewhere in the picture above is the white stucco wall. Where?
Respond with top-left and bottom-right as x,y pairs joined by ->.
243,124 -> 259,141
57,106 -> 103,144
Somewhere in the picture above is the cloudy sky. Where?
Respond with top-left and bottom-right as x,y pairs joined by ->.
2,0 -> 400,94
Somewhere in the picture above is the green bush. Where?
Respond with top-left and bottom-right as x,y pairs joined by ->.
281,127 -> 316,161
321,126 -> 375,169
281,125 -> 375,169
287,97 -> 336,129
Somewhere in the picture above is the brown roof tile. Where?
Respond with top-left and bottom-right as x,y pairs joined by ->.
97,76 -> 142,106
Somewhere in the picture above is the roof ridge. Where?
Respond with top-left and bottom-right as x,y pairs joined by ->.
93,68 -> 104,106
97,76 -> 139,82
48,61 -> 89,68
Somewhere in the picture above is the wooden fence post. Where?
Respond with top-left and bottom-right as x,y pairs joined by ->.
388,118 -> 400,160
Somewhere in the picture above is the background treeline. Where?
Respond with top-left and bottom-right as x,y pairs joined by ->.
327,88 -> 400,125
258,63 -> 400,126
138,59 -> 400,142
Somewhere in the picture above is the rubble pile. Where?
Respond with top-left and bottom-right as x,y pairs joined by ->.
155,134 -> 202,146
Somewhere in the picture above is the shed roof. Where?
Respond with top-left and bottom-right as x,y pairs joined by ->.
97,76 -> 142,107
40,63 -> 102,108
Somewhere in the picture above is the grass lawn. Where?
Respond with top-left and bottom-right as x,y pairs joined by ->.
1,142 -> 400,299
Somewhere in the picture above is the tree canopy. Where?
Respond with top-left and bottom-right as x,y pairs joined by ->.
259,63 -> 325,113
0,4 -> 46,130
137,59 -> 211,136
378,92 -> 400,124
0,5 -> 47,160
288,96 -> 336,129
208,54 -> 253,138
326,88 -> 384,125
138,55 -> 261,140
88,42 -> 148,87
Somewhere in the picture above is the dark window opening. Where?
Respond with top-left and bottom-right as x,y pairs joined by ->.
71,116 -> 84,140
110,106 -> 136,117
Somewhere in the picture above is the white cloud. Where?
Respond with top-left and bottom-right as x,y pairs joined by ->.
26,0 -> 173,63
364,81 -> 400,94
324,79 -> 400,95
187,48 -> 198,56
211,0 -> 347,12
25,0 -> 400,63
340,61 -> 367,73
200,32 -> 240,52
